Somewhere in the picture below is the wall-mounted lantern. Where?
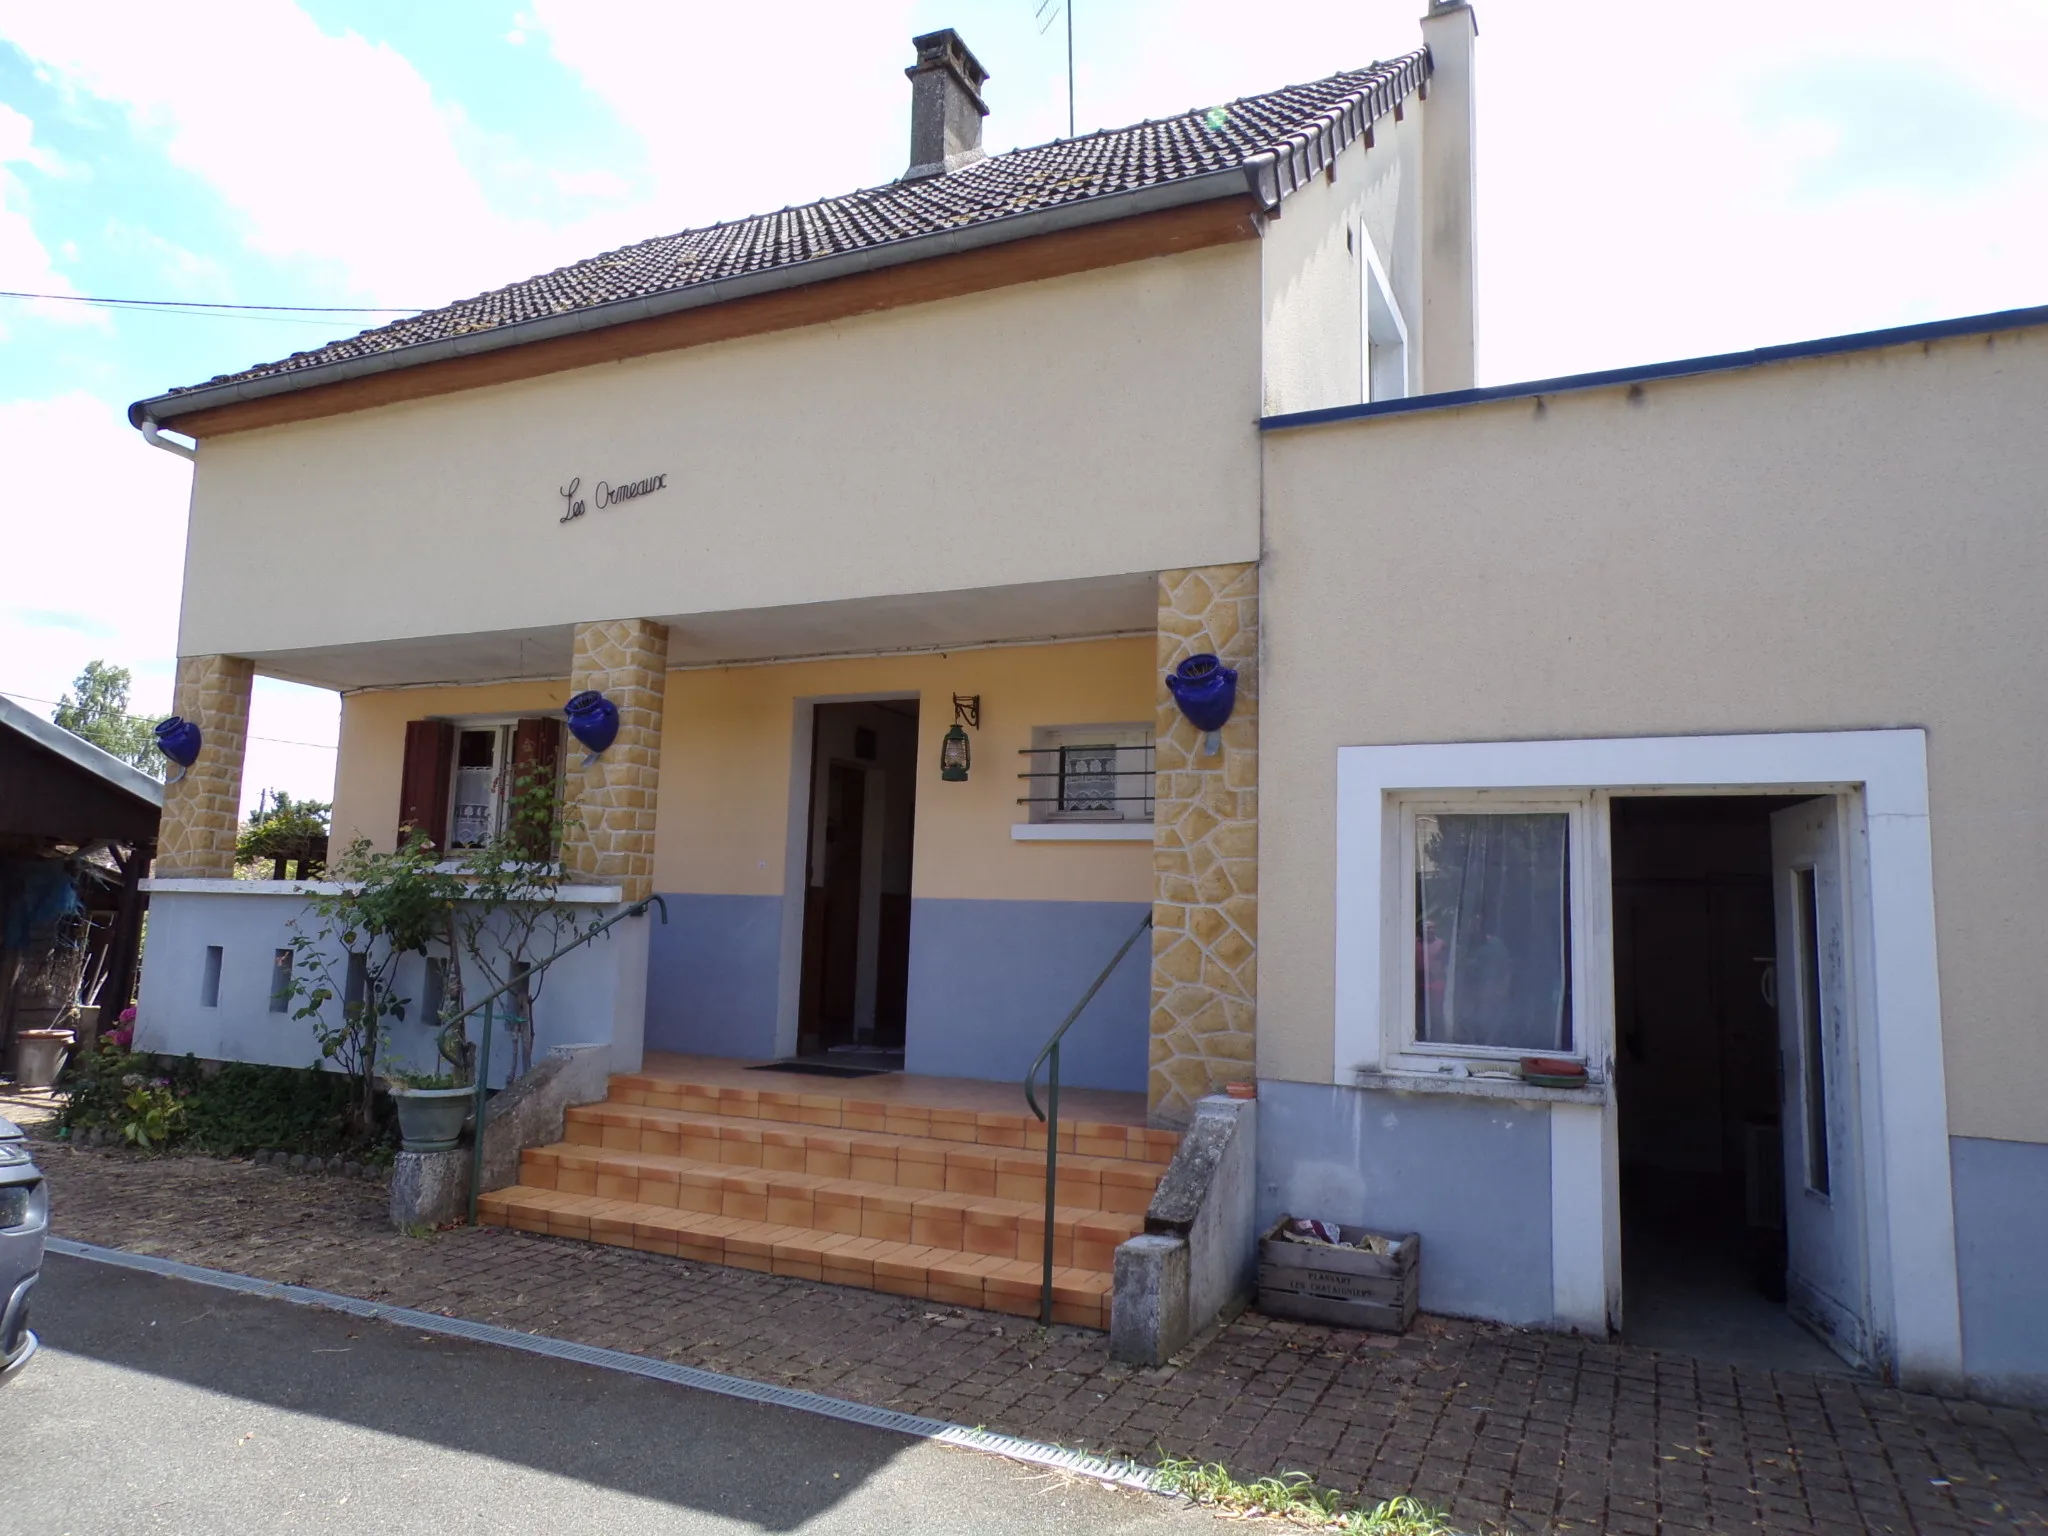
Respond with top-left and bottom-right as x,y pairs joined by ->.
1165,653 -> 1238,757
940,693 -> 979,782
564,690 -> 620,766
153,716 -> 202,785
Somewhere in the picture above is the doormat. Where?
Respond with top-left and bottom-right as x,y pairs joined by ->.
746,1061 -> 894,1079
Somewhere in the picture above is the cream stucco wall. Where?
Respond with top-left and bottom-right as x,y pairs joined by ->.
330,637 -> 1154,904
1258,324 -> 2048,1145
651,639 -> 1153,903
177,246 -> 1261,663
1259,106 -> 1423,417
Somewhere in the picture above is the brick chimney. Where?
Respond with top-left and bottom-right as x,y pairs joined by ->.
903,29 -> 989,181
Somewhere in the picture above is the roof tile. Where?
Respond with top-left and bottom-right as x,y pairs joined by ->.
165,52 -> 1428,398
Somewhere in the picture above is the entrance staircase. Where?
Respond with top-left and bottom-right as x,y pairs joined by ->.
477,1071 -> 1180,1329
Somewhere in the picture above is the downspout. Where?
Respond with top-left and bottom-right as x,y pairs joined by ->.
138,416 -> 197,462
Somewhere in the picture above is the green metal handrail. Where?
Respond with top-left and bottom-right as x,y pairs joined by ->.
441,894 -> 668,1225
1023,910 -> 1152,1325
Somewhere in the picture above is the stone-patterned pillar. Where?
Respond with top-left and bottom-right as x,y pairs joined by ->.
155,654 -> 254,878
562,619 -> 668,904
1150,564 -> 1258,1124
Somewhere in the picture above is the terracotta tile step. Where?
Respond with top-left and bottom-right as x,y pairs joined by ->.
516,1146 -> 1144,1268
601,1076 -> 1179,1164
560,1106 -> 1164,1213
476,1186 -> 1112,1329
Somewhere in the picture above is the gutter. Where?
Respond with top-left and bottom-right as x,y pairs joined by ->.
138,416 -> 197,461
129,164 -> 1276,431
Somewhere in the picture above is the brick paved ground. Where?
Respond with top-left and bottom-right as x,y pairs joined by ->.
19,1121 -> 2048,1535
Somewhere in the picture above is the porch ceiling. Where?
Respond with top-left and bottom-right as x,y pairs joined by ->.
243,573 -> 1158,691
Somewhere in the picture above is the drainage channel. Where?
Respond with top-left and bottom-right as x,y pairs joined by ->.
45,1237 -> 1161,1494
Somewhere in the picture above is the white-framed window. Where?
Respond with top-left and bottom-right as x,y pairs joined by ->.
1361,226 -> 1409,403
1023,723 -> 1154,824
1386,792 -> 1591,1073
448,720 -> 518,849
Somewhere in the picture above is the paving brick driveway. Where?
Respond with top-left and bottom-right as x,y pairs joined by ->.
22,1128 -> 2047,1534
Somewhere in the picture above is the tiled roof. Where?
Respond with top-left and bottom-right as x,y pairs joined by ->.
164,50 -> 1428,398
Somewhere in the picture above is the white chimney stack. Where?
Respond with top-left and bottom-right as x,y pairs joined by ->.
1418,1 -> 1478,391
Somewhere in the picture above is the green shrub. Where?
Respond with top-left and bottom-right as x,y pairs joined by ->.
181,1061 -> 364,1156
55,1046 -> 158,1137
57,1045 -> 393,1158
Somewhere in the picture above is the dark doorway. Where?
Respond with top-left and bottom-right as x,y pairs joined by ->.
797,701 -> 918,1064
1610,794 -> 1850,1373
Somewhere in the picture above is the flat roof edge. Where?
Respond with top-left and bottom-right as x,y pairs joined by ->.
1259,301 -> 2048,433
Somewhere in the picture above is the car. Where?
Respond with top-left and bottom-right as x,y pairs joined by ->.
0,1113 -> 46,1380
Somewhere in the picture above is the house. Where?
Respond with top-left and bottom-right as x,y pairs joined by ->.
127,6 -> 2047,1405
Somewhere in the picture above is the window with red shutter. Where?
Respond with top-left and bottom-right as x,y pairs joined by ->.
397,719 -> 455,850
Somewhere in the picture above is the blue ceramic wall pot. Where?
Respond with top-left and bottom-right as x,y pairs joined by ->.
153,716 -> 202,784
1167,653 -> 1237,727
564,691 -> 620,765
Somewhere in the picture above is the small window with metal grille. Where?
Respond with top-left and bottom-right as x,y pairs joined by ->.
1020,724 -> 1154,823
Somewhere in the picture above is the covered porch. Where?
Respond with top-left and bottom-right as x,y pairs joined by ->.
141,565 -> 1259,1125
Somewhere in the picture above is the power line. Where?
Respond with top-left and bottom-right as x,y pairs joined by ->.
0,688 -> 338,751
1,288 -> 424,314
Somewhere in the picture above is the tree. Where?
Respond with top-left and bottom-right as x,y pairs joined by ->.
53,661 -> 164,776
238,789 -> 332,878
285,833 -> 456,1136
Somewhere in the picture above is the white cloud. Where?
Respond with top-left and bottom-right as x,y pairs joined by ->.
0,0 -> 609,308
1476,0 -> 2048,382
0,101 -> 100,332
0,392 -> 336,811
0,394 -> 188,712
527,0 -> 918,226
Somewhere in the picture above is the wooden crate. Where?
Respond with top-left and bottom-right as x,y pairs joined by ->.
1256,1217 -> 1420,1333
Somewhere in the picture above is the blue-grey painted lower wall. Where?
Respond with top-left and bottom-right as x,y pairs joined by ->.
904,898 -> 1150,1094
643,894 -> 783,1061
1256,1079 -> 1555,1326
1952,1135 -> 2048,1406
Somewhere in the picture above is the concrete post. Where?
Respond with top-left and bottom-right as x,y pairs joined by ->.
155,654 -> 254,878
1418,0 -> 1479,392
1150,566 -> 1259,1126
1110,1234 -> 1190,1367
562,619 -> 668,903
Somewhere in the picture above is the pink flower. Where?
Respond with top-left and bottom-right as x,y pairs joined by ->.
118,1007 -> 137,1025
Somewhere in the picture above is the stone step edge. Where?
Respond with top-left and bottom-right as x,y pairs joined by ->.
568,1102 -> 1172,1181
519,1144 -> 1147,1242
479,1187 -> 1110,1327
604,1078 -> 1178,1164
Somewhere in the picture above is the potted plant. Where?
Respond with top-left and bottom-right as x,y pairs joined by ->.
383,1067 -> 470,1153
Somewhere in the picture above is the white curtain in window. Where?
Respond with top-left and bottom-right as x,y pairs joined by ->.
1415,812 -> 1572,1052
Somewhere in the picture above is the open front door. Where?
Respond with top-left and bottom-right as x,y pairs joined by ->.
1769,797 -> 1868,1364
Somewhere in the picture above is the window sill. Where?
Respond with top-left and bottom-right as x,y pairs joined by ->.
1352,1067 -> 1609,1106
1010,823 -> 1154,843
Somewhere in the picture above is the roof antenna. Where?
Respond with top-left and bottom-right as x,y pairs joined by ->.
1034,0 -> 1074,136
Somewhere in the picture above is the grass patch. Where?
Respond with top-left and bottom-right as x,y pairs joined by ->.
1152,1457 -> 1461,1534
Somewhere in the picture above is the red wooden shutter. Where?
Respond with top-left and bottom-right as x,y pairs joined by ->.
510,716 -> 563,859
398,719 -> 455,850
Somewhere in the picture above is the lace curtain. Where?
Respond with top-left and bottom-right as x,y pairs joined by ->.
1415,812 -> 1573,1052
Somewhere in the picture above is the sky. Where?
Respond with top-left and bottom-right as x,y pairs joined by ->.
3,0 -> 2045,816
